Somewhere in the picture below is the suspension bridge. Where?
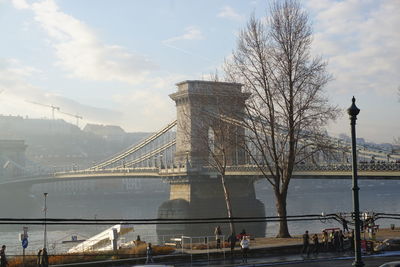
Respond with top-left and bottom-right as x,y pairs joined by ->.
1,80 -> 399,237
2,80 -> 400,186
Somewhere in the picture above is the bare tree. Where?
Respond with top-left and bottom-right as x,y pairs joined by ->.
225,0 -> 339,237
203,107 -> 240,235
396,86 -> 400,144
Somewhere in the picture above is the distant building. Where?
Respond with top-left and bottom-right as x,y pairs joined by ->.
83,124 -> 126,142
0,115 -> 80,136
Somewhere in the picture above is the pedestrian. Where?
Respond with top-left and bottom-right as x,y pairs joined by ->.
134,235 -> 142,246
37,249 -> 42,267
312,233 -> 319,255
349,229 -> 355,251
146,243 -> 154,264
342,217 -> 349,233
214,225 -> 222,249
240,236 -> 249,263
322,230 -> 329,251
333,230 -> 340,252
40,248 -> 49,267
239,228 -> 247,240
329,230 -> 334,250
338,230 -> 344,252
301,230 -> 310,257
0,245 -> 7,267
227,232 -> 237,253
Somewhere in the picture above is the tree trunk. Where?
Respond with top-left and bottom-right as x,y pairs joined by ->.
220,173 -> 235,234
275,192 -> 291,238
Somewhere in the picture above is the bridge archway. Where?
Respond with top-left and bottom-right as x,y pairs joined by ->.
170,80 -> 249,168
158,81 -> 266,237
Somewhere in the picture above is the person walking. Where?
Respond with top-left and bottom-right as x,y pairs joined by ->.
322,230 -> 329,251
312,233 -> 319,255
342,217 -> 349,233
36,249 -> 42,267
338,230 -> 345,252
240,236 -> 249,263
227,232 -> 237,254
301,231 -> 310,257
214,225 -> 222,249
349,229 -> 355,251
146,243 -> 154,264
0,245 -> 7,267
329,230 -> 334,250
333,230 -> 340,252
40,248 -> 49,267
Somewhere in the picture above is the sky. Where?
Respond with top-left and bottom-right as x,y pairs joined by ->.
0,0 -> 399,143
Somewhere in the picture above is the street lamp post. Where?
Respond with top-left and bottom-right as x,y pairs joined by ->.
347,97 -> 364,267
43,192 -> 48,249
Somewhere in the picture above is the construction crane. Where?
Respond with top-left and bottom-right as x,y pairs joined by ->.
27,101 -> 60,120
58,110 -> 83,127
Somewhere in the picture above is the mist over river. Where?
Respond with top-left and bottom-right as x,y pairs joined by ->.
1,178 -> 399,255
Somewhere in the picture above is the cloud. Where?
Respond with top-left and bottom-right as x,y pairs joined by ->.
163,26 -> 204,44
217,6 -> 244,21
162,26 -> 212,62
10,0 -> 191,131
305,0 -> 400,142
0,58 -> 121,126
23,0 -> 157,85
308,0 -> 400,96
112,90 -> 175,132
11,0 -> 30,9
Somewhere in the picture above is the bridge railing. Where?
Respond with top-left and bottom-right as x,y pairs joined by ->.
54,167 -> 160,176
216,162 -> 400,173
294,162 -> 400,172
51,162 -> 400,179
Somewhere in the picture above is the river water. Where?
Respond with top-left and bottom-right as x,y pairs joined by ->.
1,178 -> 399,256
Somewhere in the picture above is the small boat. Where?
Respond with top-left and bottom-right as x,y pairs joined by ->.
68,224 -> 133,253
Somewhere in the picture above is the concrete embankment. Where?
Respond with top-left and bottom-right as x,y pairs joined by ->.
50,228 -> 400,267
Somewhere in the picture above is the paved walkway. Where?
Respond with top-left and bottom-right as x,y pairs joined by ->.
52,228 -> 400,266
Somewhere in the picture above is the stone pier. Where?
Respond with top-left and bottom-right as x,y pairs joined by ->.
157,81 -> 266,238
157,178 -> 266,238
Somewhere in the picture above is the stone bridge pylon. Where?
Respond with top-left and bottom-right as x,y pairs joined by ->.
157,80 -> 266,237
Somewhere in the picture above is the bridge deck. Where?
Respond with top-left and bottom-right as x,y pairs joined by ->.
2,163 -> 400,186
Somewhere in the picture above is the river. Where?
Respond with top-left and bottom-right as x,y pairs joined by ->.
0,178 -> 399,256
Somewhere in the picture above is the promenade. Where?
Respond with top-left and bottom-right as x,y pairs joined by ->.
50,228 -> 400,267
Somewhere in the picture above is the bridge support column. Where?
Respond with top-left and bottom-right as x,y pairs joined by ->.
170,80 -> 249,168
157,177 -> 266,238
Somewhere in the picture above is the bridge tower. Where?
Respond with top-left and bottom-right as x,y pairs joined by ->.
158,81 -> 266,238
170,80 -> 248,168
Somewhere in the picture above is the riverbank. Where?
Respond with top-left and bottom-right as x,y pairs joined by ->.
6,227 -> 400,267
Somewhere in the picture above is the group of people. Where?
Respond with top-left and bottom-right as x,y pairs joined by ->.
37,248 -> 49,267
0,245 -> 49,267
302,228 -> 354,257
215,226 -> 250,263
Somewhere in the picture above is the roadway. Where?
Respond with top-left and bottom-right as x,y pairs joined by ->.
50,250 -> 400,266
136,252 -> 400,267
